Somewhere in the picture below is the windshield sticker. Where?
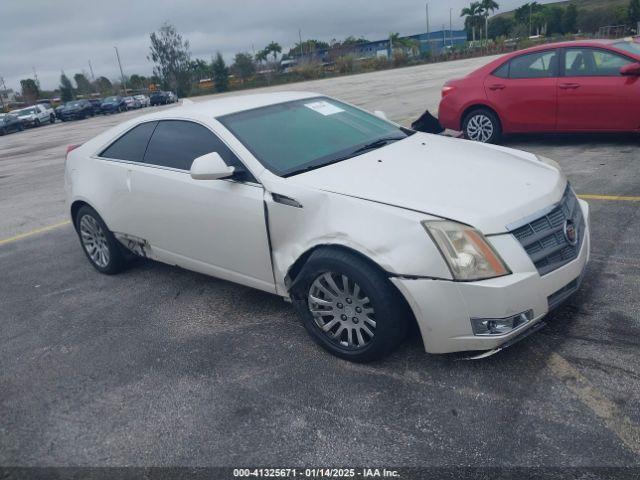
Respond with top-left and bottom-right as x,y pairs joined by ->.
304,101 -> 345,116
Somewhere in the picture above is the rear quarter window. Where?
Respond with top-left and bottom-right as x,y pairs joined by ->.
100,122 -> 157,162
492,62 -> 510,78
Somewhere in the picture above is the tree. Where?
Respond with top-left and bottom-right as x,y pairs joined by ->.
388,33 -> 420,56
148,22 -> 192,97
128,74 -> 148,90
488,16 -> 514,39
514,1 -> 544,35
59,73 -> 74,102
563,4 -> 579,33
630,0 -> 640,28
212,52 -> 229,92
264,41 -> 282,62
188,59 -> 210,82
20,79 -> 39,104
461,2 -> 482,42
480,0 -> 500,41
255,49 -> 269,64
288,39 -> 330,58
94,76 -> 113,96
232,52 -> 256,83
73,73 -> 92,95
544,6 -> 566,35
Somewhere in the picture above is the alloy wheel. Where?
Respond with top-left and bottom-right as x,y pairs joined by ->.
466,114 -> 494,142
79,215 -> 110,268
308,272 -> 377,350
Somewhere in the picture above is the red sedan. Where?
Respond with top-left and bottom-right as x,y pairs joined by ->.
438,38 -> 640,143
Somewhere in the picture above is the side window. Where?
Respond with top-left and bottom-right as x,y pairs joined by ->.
565,48 -> 633,76
100,122 -> 157,162
509,51 -> 558,79
143,120 -> 249,175
492,62 -> 510,78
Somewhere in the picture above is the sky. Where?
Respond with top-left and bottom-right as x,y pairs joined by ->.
0,0 -> 556,92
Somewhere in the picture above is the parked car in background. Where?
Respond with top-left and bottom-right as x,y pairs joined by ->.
149,91 -> 170,106
65,92 -> 590,362
166,91 -> 178,103
123,96 -> 142,110
100,96 -> 126,114
439,38 -> 640,143
59,99 -> 95,121
11,104 -> 55,127
89,98 -> 104,115
0,113 -> 24,135
134,94 -> 150,107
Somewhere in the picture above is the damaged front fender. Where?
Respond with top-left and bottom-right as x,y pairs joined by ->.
262,181 -> 453,296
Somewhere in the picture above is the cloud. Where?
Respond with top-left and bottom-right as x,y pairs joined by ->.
0,0 -> 546,91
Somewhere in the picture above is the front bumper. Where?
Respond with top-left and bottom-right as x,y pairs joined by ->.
392,199 -> 590,354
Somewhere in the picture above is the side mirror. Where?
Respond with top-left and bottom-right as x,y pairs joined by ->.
374,110 -> 388,120
620,62 -> 640,76
190,152 -> 235,180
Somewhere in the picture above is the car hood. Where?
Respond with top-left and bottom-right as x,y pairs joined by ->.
291,133 -> 566,234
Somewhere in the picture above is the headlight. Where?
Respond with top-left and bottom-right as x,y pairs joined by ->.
422,220 -> 510,281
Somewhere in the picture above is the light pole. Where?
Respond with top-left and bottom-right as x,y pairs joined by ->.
449,8 -> 453,47
88,60 -> 95,81
114,46 -> 127,95
0,76 -> 5,111
299,29 -> 303,60
425,3 -> 430,55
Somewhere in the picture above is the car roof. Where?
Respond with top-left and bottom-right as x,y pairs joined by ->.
468,38 -> 639,76
135,91 -> 320,121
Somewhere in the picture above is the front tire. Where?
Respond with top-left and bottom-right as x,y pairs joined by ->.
463,108 -> 502,144
75,206 -> 127,275
50,114 -> 55,124
291,248 -> 408,362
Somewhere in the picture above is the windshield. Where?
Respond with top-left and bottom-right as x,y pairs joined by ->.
16,107 -> 36,115
218,97 -> 410,176
614,41 -> 640,56
104,96 -> 118,102
68,101 -> 82,107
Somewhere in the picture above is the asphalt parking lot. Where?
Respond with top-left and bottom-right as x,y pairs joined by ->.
1,55 -> 639,469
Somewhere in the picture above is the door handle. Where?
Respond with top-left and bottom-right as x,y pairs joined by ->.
489,84 -> 506,91
559,83 -> 580,89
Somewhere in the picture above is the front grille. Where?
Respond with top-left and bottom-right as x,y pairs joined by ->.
511,186 -> 584,276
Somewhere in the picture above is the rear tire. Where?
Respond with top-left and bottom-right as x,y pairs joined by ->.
463,108 -> 502,144
290,248 -> 409,362
75,205 -> 128,275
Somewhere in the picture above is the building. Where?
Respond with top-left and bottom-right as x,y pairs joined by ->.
289,30 -> 468,64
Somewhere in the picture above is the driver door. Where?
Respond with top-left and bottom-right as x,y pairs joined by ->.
125,120 -> 275,293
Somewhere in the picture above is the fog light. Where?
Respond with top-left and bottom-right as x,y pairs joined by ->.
471,310 -> 533,336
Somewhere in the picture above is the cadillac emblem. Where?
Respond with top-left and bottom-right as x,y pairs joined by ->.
564,220 -> 578,246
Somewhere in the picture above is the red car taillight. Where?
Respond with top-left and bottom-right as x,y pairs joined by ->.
441,85 -> 457,98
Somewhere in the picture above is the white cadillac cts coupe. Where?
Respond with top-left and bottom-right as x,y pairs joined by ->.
65,92 -> 590,362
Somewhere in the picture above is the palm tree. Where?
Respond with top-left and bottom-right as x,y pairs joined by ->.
265,41 -> 282,62
480,0 -> 500,42
388,33 -> 419,56
461,2 -> 482,42
255,49 -> 268,64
